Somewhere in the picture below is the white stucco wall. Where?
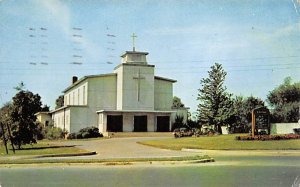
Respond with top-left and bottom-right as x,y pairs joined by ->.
51,108 -> 70,132
147,114 -> 155,132
61,74 -> 117,133
98,113 -> 104,133
271,123 -> 300,134
123,113 -> 134,132
154,79 -> 173,110
64,81 -> 88,106
114,64 -> 155,111
69,107 -> 89,133
122,53 -> 147,64
36,113 -> 52,127
88,75 -> 117,111
171,108 -> 189,124
114,67 -> 123,110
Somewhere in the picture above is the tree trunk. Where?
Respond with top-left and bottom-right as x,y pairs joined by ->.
217,124 -> 223,134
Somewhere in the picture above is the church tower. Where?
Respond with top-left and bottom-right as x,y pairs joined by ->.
113,34 -> 155,111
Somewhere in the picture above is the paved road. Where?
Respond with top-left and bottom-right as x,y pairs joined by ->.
57,137 -> 200,159
1,156 -> 300,187
2,137 -> 300,186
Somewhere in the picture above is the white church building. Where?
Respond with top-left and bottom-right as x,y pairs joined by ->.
38,47 -> 187,135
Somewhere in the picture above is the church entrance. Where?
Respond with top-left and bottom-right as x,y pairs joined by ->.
156,116 -> 170,132
107,115 -> 123,132
134,115 -> 147,132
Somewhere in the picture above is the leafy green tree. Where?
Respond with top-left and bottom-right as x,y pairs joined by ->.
172,96 -> 185,109
10,90 -> 43,149
267,77 -> 300,122
55,95 -> 64,109
197,63 -> 234,134
0,102 -> 13,141
230,96 -> 264,133
41,105 -> 50,112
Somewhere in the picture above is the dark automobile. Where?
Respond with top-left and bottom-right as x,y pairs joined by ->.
173,128 -> 193,138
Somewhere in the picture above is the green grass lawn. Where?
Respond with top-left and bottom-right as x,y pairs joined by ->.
139,134 -> 300,150
0,141 -> 87,156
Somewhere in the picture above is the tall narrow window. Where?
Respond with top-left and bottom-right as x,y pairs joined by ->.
69,93 -> 71,105
73,92 -> 75,105
78,88 -> 80,105
83,86 -> 86,105
65,95 -> 67,105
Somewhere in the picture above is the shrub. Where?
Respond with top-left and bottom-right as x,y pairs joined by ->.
45,127 -> 66,140
235,134 -> 300,141
67,126 -> 103,139
34,122 -> 46,140
68,133 -> 76,139
172,115 -> 186,131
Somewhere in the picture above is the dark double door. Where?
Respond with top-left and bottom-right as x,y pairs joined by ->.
107,115 -> 123,132
156,116 -> 170,132
134,116 -> 147,132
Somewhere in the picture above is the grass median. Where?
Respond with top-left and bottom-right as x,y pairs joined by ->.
0,141 -> 88,156
0,155 -> 212,165
138,134 -> 300,150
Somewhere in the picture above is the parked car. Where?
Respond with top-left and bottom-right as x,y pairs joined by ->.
173,128 -> 193,138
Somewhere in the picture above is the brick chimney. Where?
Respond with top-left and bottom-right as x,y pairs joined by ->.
72,76 -> 78,84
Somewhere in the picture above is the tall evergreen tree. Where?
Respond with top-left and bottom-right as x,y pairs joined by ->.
197,63 -> 234,134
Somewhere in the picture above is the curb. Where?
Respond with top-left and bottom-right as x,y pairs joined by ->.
181,148 -> 203,153
32,151 -> 97,158
192,158 -> 215,163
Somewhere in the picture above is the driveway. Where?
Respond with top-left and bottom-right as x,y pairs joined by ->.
58,137 -> 200,159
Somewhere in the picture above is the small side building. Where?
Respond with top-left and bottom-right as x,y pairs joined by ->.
35,112 -> 52,127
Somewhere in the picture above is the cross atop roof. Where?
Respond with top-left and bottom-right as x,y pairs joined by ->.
131,33 -> 137,51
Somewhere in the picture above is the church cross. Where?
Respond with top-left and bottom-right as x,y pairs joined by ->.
131,33 -> 137,51
133,69 -> 145,101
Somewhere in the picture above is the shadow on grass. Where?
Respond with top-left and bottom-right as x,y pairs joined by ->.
16,145 -> 76,150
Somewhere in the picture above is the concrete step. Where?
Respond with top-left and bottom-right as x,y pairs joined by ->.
106,132 -> 173,138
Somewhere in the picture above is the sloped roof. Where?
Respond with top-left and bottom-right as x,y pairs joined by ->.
154,76 -> 177,83
63,73 -> 117,93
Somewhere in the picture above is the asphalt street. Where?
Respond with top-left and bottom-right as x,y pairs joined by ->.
1,137 -> 300,186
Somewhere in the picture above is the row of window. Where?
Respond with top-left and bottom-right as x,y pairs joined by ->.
53,115 -> 69,127
65,85 -> 86,106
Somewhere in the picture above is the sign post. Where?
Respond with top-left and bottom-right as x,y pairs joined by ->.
251,107 -> 270,137
251,110 -> 255,138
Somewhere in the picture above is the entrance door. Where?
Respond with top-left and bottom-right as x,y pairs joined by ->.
134,115 -> 147,132
156,116 -> 170,132
107,115 -> 123,132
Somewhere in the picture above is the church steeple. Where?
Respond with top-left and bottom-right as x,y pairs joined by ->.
120,33 -> 148,65
121,51 -> 148,64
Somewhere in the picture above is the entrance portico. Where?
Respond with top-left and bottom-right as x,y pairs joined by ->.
97,110 -> 174,135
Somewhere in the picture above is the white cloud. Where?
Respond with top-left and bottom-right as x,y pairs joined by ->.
271,22 -> 300,38
34,0 -> 102,61
35,0 -> 71,34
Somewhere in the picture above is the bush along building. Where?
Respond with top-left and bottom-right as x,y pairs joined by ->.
36,47 -> 188,136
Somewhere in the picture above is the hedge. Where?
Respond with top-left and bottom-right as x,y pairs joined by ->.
235,134 -> 300,141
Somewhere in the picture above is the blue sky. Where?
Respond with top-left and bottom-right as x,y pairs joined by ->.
0,0 -> 300,115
